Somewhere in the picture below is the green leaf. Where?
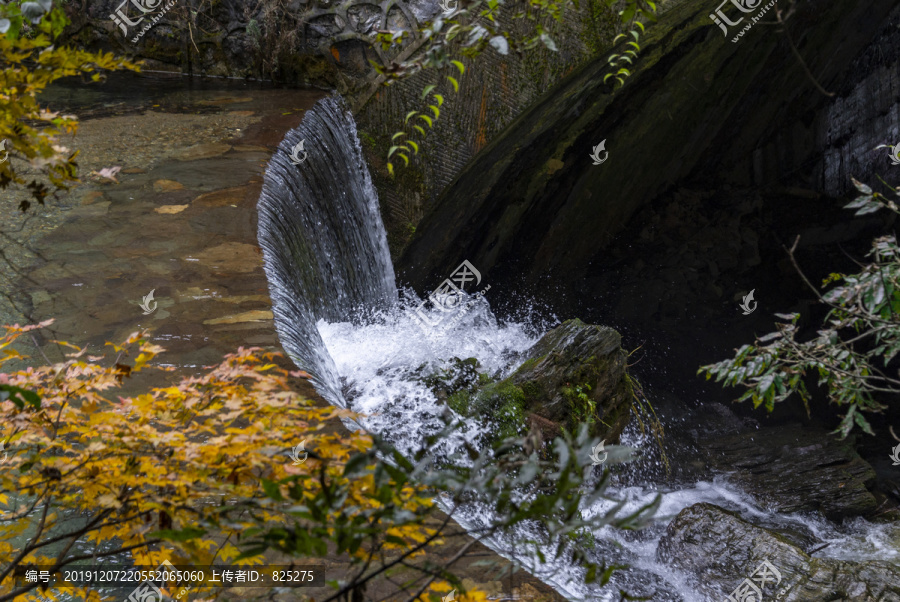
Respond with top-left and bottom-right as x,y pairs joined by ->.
421,84 -> 436,99
451,60 -> 465,75
540,33 -> 558,52
413,124 -> 427,136
489,35 -> 509,55
434,94 -> 444,106
391,132 -> 406,141
447,75 -> 459,92
0,385 -> 41,410
418,114 -> 433,128
851,177 -> 872,195
405,111 -> 418,124
262,479 -> 284,501
343,453 -> 370,478
429,105 -> 440,118
407,140 -> 419,154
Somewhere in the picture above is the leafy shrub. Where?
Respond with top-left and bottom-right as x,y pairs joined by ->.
0,0 -> 138,211
1,321 -> 658,600
700,178 -> 900,438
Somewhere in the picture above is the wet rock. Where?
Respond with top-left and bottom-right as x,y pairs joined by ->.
79,190 -> 106,205
154,205 -> 189,214
190,242 -> 262,273
153,179 -> 185,193
510,318 -> 631,441
69,202 -> 111,217
192,186 -> 248,208
449,319 -> 632,446
172,143 -> 233,161
203,309 -> 273,325
657,503 -> 900,602
699,424 -> 877,520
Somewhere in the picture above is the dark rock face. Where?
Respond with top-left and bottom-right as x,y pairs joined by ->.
397,0 -> 900,293
510,319 -> 631,441
657,503 -> 900,602
699,424 -> 877,520
393,0 -> 900,405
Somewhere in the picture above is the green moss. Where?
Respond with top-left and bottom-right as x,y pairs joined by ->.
520,380 -> 542,403
357,130 -> 377,151
447,390 -> 471,415
466,381 -> 527,443
563,382 -> 597,428
578,0 -> 619,56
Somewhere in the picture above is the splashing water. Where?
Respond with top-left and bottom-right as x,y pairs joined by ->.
258,96 -> 899,602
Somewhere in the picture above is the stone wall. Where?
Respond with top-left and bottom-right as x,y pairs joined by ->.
67,0 -> 621,254
355,4 -> 621,257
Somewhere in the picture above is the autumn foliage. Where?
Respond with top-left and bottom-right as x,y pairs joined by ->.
0,1 -> 139,211
0,321 -> 475,601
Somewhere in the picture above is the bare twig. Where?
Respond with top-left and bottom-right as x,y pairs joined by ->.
775,5 -> 834,97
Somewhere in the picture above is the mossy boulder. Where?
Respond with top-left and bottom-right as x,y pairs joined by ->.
446,319 -> 632,447
509,319 -> 631,442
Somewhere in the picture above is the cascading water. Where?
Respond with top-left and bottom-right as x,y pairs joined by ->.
258,96 -> 899,601
257,95 -> 397,405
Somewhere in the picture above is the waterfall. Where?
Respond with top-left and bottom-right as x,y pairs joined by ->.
255,94 -> 893,602
257,94 -> 397,405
